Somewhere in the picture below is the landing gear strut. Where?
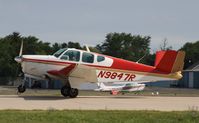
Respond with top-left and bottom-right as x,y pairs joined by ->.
61,86 -> 78,98
17,76 -> 26,93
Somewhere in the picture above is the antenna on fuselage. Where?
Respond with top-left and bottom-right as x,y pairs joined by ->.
136,53 -> 147,63
85,45 -> 90,52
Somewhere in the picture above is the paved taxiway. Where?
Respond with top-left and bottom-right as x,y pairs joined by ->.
0,95 -> 199,111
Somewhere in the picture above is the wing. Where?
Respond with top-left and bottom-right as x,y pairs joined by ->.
69,64 -> 98,82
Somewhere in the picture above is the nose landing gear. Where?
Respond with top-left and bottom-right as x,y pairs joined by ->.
17,84 -> 26,93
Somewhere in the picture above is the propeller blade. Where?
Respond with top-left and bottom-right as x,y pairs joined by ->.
19,39 -> 23,56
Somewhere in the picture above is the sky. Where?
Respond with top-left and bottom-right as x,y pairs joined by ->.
0,0 -> 199,52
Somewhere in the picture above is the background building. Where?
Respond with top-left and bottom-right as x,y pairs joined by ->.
178,62 -> 199,88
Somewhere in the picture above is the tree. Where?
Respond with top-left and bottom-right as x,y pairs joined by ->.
96,32 -> 151,64
0,32 -> 52,79
67,41 -> 82,49
61,43 -> 67,48
159,38 -> 172,50
0,32 -> 22,78
51,42 -> 83,54
2,31 -> 197,82
180,41 -> 199,69
52,43 -> 62,53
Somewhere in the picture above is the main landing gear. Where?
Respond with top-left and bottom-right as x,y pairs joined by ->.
61,86 -> 79,98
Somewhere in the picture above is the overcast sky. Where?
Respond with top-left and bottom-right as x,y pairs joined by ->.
0,0 -> 199,51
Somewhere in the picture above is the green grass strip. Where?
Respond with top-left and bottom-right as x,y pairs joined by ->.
0,110 -> 199,123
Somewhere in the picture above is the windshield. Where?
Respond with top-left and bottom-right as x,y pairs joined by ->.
53,48 -> 67,58
60,50 -> 80,62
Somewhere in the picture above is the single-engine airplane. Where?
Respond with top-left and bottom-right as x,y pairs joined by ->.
95,82 -> 145,95
15,41 -> 185,98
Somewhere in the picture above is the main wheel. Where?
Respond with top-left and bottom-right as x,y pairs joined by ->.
61,86 -> 70,97
69,88 -> 78,98
18,84 -> 26,93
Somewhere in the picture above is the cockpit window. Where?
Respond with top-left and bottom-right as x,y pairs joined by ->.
82,52 -> 94,63
97,56 -> 105,62
60,50 -> 80,62
53,48 -> 67,58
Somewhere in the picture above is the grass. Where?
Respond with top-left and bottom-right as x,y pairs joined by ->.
0,110 -> 199,123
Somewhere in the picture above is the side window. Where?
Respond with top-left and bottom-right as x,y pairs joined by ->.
97,56 -> 105,62
82,52 -> 94,63
60,50 -> 80,62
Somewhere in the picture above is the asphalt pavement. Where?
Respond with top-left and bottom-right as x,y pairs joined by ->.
0,95 -> 198,111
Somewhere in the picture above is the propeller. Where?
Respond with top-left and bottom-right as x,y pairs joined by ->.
14,39 -> 23,63
19,39 -> 23,56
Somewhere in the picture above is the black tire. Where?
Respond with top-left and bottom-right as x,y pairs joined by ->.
61,86 -> 69,97
18,85 -> 26,93
69,88 -> 78,98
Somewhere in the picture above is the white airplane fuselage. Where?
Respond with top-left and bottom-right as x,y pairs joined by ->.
20,49 -> 182,86
15,44 -> 185,98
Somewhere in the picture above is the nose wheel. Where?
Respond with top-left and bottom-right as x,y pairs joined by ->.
61,86 -> 78,98
17,84 -> 26,93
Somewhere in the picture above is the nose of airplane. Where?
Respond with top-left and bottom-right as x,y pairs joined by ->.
14,56 -> 22,63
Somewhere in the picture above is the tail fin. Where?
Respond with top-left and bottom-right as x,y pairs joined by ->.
155,50 -> 185,73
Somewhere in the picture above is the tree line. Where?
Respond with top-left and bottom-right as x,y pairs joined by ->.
0,32 -> 198,81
